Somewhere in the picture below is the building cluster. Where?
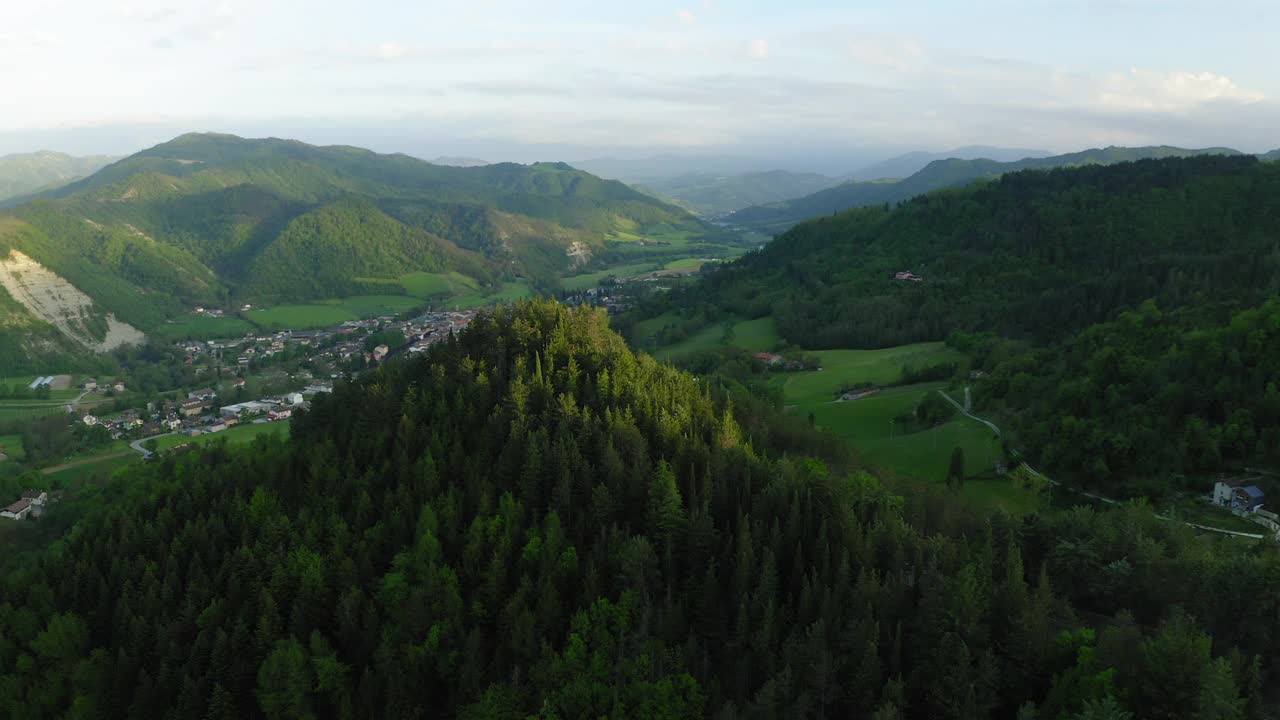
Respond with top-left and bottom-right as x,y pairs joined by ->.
83,386 -> 324,441
1213,478 -> 1268,514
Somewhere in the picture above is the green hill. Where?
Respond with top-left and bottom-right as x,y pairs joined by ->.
634,170 -> 840,216
0,300 -> 1271,718
0,151 -> 117,204
729,145 -> 1244,234
0,133 -> 730,365
637,154 -> 1280,490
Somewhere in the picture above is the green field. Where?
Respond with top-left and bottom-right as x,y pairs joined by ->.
248,295 -> 423,329
0,434 -> 23,461
0,405 -> 65,422
561,262 -> 661,291
44,454 -> 136,486
445,280 -> 535,309
762,342 -> 1037,512
729,317 -> 780,352
152,315 -> 255,341
154,421 -> 290,452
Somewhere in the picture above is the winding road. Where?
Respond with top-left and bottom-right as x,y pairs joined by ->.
938,388 -> 1272,541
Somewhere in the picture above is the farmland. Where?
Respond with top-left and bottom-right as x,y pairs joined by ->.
152,314 -> 256,341
153,421 -> 289,452
247,295 -> 423,330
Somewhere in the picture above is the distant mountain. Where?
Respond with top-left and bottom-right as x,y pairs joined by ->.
0,150 -> 117,203
847,145 -> 1051,181
1261,149 -> 1280,162
430,156 -> 489,167
634,170 -> 840,216
569,154 -> 770,182
0,133 -> 726,366
730,145 -> 1244,235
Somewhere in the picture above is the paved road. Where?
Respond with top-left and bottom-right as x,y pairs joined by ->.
938,388 -> 1271,541
130,432 -> 176,459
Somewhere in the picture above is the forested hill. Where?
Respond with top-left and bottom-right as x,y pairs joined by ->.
1,300 -> 1275,718
0,133 -> 720,344
728,145 -> 1243,234
685,154 -> 1280,349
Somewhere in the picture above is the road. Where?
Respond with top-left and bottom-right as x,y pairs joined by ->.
130,432 -> 175,459
938,388 -> 1271,541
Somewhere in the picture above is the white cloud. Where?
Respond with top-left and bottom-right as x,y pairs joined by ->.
675,9 -> 697,25
748,39 -> 769,59
1096,68 -> 1265,111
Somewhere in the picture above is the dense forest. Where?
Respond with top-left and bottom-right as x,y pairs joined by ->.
0,302 -> 1275,718
727,146 -> 1247,234
957,296 -> 1280,493
652,155 -> 1280,350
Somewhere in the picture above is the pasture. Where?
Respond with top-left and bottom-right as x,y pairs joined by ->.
152,315 -> 255,341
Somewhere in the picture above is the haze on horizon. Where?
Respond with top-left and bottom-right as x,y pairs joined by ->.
3,0 -> 1277,173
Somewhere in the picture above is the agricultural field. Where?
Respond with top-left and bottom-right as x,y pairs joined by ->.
0,405 -> 65,422
561,262 -> 661,291
444,280 -> 535,310
247,295 -> 423,330
154,420 -> 290,452
43,454 -> 136,487
151,314 -> 255,342
783,343 -> 965,405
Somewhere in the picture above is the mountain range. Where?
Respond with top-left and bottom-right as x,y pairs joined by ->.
632,170 -> 841,216
728,145 -> 1250,234
0,150 -> 118,204
0,133 -> 726,367
845,145 -> 1051,181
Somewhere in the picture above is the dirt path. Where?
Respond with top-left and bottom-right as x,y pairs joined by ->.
40,450 -> 133,475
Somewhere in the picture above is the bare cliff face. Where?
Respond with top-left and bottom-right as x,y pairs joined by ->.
0,250 -> 144,352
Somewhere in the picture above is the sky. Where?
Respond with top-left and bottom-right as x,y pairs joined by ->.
2,0 -> 1278,172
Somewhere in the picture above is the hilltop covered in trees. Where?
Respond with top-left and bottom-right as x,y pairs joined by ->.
0,301 -> 1274,718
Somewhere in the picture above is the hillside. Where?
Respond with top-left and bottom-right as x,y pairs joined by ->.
0,151 -> 117,204
634,170 -> 840,216
635,154 -> 1280,490
0,133 -> 731,363
0,300 -> 1272,718
847,145 -> 1050,181
730,145 -> 1244,234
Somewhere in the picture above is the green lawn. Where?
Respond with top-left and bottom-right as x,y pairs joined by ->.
152,315 -> 255,341
729,317 -> 780,352
155,420 -> 290,452
1167,498 -> 1268,534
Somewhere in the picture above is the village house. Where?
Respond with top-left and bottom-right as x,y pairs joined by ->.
1213,479 -> 1267,514
754,352 -> 783,366
179,399 -> 208,417
81,414 -> 99,426
82,378 -> 98,392
188,388 -> 217,401
2,498 -> 33,520
894,271 -> 924,282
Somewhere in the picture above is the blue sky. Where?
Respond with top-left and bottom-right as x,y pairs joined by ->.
1,0 -> 1276,168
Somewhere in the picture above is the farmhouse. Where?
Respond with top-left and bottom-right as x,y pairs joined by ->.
754,352 -> 783,366
187,388 -> 217,401
894,271 -> 924,282
2,498 -> 33,520
1213,480 -> 1266,513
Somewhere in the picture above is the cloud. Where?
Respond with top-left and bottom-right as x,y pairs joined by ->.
748,39 -> 769,59
675,9 -> 697,25
1096,69 -> 1265,111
